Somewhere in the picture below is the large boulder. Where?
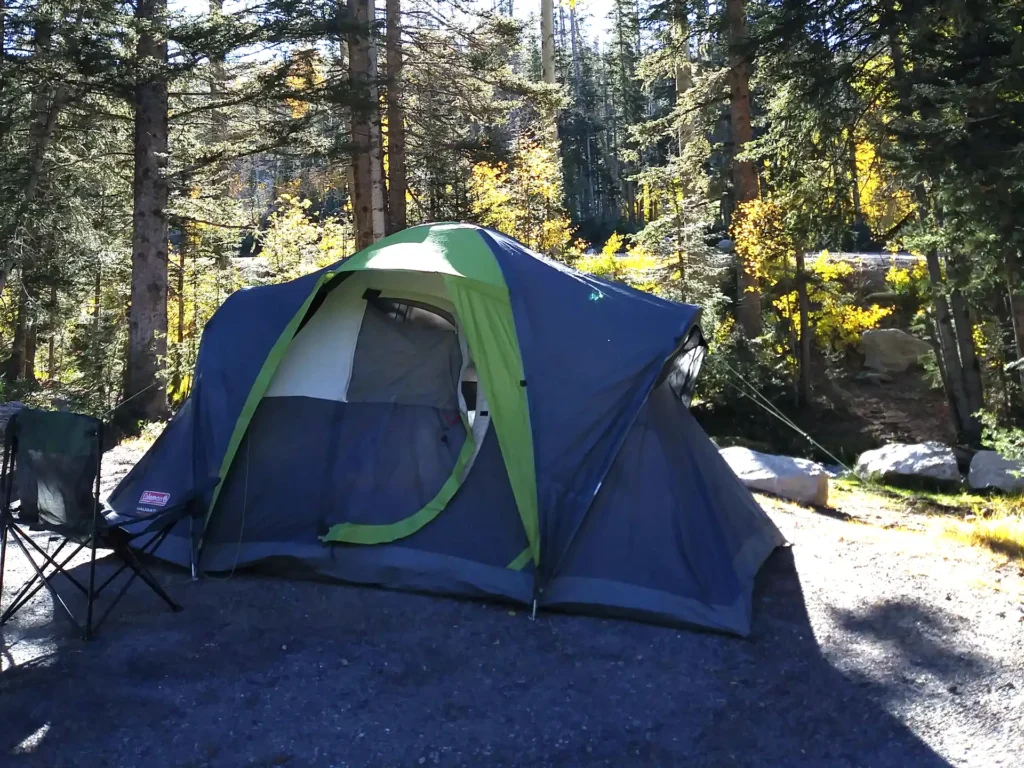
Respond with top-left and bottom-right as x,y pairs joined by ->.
969,451 -> 1024,494
855,442 -> 961,486
719,446 -> 829,506
860,328 -> 932,373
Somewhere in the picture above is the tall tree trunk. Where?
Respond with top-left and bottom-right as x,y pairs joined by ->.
1005,249 -> 1024,387
947,268 -> 985,422
209,0 -> 230,268
0,19 -> 68,303
348,0 -> 375,250
93,262 -> 105,406
889,26 -> 983,441
24,323 -> 37,385
123,0 -> 170,427
540,0 -> 555,85
385,0 -> 407,234
47,283 -> 57,382
795,249 -> 812,405
726,0 -> 761,338
170,226 -> 187,397
367,32 -> 386,241
925,249 -> 980,443
6,285 -> 29,381
673,13 -> 692,157
569,5 -> 581,98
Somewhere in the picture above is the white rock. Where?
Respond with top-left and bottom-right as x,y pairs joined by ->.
719,446 -> 829,506
860,328 -> 932,373
968,451 -> 1024,494
855,442 -> 961,484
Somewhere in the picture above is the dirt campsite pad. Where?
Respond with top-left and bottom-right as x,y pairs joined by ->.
1,452 -> 1023,767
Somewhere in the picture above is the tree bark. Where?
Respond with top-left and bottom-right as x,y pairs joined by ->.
47,283 -> 57,381
0,19 -> 68,303
385,0 -> 407,234
925,249 -> 980,443
24,322 -> 37,385
209,0 -> 230,268
726,0 -> 761,338
672,3 -> 692,157
795,249 -> 812,405
1005,249 -> 1024,386
5,285 -> 29,382
348,0 -> 375,250
540,0 -> 555,85
947,272 -> 985,423
889,26 -> 982,441
123,0 -> 170,427
170,225 -> 187,397
368,32 -> 386,242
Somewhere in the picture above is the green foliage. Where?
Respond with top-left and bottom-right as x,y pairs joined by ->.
978,411 -> 1024,462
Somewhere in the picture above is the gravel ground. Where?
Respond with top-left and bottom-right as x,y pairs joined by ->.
1,447 -> 1022,767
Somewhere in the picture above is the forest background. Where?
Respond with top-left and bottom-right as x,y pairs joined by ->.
1,0 -> 1023,456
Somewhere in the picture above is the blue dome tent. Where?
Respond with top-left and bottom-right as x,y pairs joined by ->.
109,223 -> 784,635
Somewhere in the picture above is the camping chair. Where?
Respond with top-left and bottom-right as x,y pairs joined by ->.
0,409 -> 196,639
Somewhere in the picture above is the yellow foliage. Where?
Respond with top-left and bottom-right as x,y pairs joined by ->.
854,139 -> 915,237
284,51 -> 324,119
732,198 -> 793,286
602,231 -> 625,257
469,140 -> 579,260
885,260 -> 928,294
575,235 -> 659,292
735,198 -> 891,355
259,195 -> 353,280
773,254 -> 893,352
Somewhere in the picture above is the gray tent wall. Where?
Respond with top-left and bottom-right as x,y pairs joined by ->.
541,383 -> 785,634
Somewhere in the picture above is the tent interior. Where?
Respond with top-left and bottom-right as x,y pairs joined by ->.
202,269 -> 534,590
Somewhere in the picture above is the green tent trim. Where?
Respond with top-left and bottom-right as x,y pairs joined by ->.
202,268 -> 338,539
321,415 -> 476,545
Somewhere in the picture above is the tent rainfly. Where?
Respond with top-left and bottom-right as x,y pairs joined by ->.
110,223 -> 784,635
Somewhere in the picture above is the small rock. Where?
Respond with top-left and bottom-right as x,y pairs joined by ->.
948,684 -> 960,695
719,447 -> 829,506
860,328 -> 932,373
855,442 -> 961,487
968,450 -> 1024,494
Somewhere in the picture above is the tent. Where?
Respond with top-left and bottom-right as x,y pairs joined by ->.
110,223 -> 784,635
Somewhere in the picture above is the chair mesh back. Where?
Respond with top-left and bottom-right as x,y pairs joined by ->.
11,409 -> 101,534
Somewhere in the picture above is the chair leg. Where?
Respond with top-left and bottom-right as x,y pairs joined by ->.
84,535 -> 98,640
0,539 -> 79,625
0,521 -> 8,606
4,526 -> 82,633
116,540 -> 181,613
16,531 -> 88,594
189,516 -> 198,582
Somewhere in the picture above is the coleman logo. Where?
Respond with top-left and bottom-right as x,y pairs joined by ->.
139,491 -> 170,507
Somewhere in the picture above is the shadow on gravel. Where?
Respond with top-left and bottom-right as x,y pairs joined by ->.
831,598 -> 989,702
0,548 -> 953,767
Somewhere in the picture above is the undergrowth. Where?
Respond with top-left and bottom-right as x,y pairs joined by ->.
832,477 -> 1024,562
